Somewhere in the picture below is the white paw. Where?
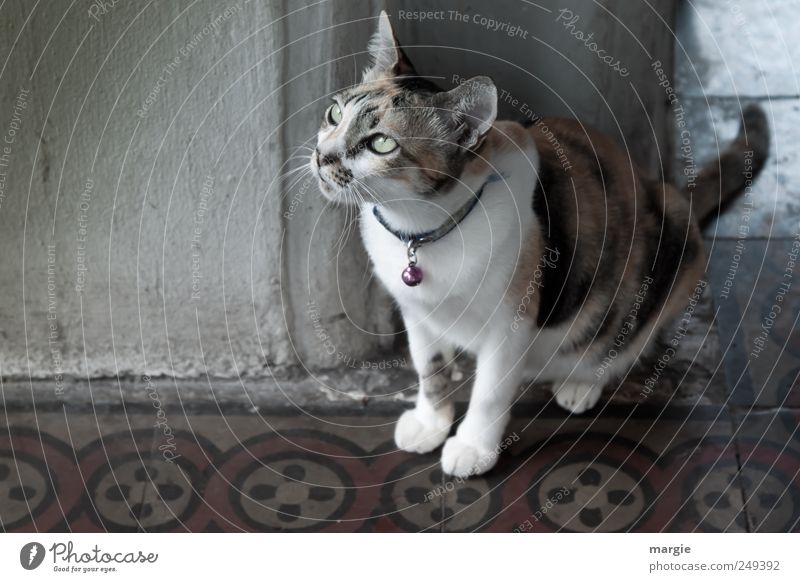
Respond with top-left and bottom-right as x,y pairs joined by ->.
553,382 -> 602,414
440,436 -> 498,478
394,409 -> 451,454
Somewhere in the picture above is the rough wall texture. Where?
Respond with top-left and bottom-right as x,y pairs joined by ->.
0,0 -> 675,382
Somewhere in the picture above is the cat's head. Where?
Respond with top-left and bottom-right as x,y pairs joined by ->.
311,11 -> 497,204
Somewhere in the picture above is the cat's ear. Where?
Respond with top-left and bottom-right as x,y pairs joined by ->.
433,76 -> 498,150
363,11 -> 416,81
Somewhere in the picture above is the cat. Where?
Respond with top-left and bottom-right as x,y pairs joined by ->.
310,11 -> 769,477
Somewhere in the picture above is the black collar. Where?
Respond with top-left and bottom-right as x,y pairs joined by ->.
371,173 -> 503,249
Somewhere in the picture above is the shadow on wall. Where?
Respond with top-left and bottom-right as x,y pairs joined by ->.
385,0 -> 678,176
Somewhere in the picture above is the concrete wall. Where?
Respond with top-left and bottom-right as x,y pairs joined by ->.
0,0 -> 676,383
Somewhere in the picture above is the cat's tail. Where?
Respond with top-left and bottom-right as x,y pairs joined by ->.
688,104 -> 770,227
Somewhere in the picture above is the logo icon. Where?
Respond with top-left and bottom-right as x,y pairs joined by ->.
20,542 -> 46,570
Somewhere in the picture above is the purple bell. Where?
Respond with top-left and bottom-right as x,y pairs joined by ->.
401,265 -> 423,286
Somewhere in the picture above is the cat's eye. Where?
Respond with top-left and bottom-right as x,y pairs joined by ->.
370,134 -> 398,154
327,103 -> 343,125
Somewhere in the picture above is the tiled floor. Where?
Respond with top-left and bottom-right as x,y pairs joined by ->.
3,2 -> 800,533
0,405 -> 733,532
673,0 -> 800,535
0,389 -> 797,532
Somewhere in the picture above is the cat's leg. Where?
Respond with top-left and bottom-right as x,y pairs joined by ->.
394,322 -> 455,454
441,336 -> 527,477
552,381 -> 602,414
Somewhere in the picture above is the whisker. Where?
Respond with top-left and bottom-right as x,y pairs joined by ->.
285,169 -> 313,196
281,154 -> 313,169
272,159 -> 312,187
351,178 -> 379,204
338,185 -> 365,252
331,190 -> 352,259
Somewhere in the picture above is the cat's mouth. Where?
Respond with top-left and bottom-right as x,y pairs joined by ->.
316,170 -> 332,190
314,168 -> 339,201
311,156 -> 354,201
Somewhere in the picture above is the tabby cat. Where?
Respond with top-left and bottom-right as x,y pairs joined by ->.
310,12 -> 769,477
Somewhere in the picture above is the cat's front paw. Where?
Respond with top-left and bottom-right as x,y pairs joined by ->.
394,409 -> 451,454
440,436 -> 498,478
553,382 -> 602,414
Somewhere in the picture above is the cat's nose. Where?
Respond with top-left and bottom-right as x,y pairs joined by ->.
316,148 -> 340,167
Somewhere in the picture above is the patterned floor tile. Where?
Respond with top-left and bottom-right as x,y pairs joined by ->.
0,407 -> 156,532
443,406 -> 747,532
2,405 -> 797,532
0,424 -> 78,533
133,409 -> 444,532
733,409 -> 800,532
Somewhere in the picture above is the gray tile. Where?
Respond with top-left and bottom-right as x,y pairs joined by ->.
706,239 -> 800,407
676,0 -> 800,97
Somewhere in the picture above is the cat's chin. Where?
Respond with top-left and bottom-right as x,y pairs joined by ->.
315,177 -> 364,206
314,174 -> 339,201
317,183 -> 351,204
309,160 -> 337,201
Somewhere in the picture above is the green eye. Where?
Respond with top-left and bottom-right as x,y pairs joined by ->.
370,134 -> 398,154
327,103 -> 343,125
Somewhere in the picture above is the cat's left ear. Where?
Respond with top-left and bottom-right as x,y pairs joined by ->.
364,11 -> 416,80
433,76 -> 498,151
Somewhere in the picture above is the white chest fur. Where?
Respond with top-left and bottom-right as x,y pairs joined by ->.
360,146 -> 539,353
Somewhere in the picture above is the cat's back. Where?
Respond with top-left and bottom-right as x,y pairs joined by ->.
513,116 -> 704,352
